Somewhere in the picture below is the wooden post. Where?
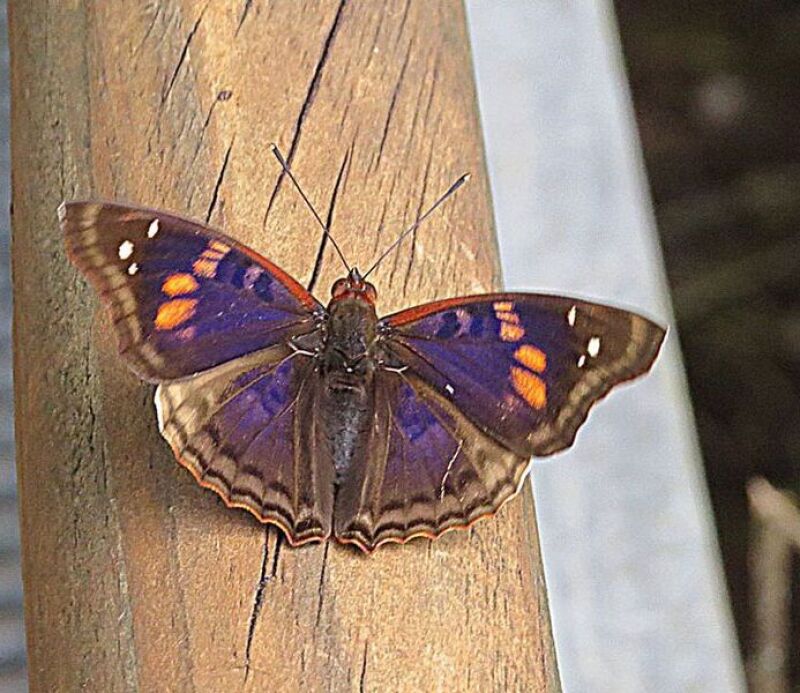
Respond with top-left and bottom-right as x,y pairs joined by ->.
11,2 -> 559,690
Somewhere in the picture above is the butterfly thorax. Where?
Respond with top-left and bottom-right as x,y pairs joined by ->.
321,297 -> 377,377
320,287 -> 380,480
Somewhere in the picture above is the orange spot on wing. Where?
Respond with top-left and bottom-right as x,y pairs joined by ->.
494,301 -> 525,342
155,298 -> 198,330
208,240 -> 231,255
192,241 -> 232,278
162,273 -> 200,297
495,311 -> 520,324
511,367 -> 547,409
193,257 -> 218,278
500,322 -> 525,342
514,344 -> 546,373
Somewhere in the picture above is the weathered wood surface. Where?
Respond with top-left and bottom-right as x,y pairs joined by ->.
10,2 -> 559,691
467,2 -> 744,692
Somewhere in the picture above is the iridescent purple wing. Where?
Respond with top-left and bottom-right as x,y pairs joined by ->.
61,201 -> 322,381
156,344 -> 333,545
381,293 -> 666,459
334,293 -> 665,550
334,370 -> 529,551
63,201 -> 332,543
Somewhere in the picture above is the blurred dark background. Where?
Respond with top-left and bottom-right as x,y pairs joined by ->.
616,0 -> 800,683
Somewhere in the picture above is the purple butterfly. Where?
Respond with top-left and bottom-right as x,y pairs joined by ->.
61,154 -> 665,552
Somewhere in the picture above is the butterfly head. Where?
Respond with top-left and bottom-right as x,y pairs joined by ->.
330,268 -> 377,306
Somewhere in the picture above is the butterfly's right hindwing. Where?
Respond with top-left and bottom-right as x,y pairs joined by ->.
334,370 -> 530,551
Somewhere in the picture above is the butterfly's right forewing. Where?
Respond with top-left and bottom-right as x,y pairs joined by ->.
382,293 -> 666,458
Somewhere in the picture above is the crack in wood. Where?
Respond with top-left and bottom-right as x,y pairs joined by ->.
365,5 -> 387,67
359,640 -> 369,693
262,0 -> 348,231
373,38 -> 414,171
314,541 -> 331,627
191,91 -> 233,166
135,2 -> 163,57
401,140 -> 435,296
395,0 -> 412,46
307,145 -> 351,293
191,102 -> 218,164
244,530 -> 282,681
424,52 -> 440,123
236,0 -> 254,36
405,50 -> 440,168
371,171 -> 401,259
162,3 -> 208,104
206,138 -> 235,223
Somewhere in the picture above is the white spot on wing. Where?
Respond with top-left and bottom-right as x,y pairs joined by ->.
127,262 -> 139,275
567,305 -> 577,326
147,219 -> 160,238
587,336 -> 601,357
118,240 -> 134,260
444,383 -> 454,396
577,354 -> 587,368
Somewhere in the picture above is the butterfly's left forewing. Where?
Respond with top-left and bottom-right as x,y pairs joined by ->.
61,201 -> 323,381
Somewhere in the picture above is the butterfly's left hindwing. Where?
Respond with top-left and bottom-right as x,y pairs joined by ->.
62,201 -> 322,382
156,344 -> 334,545
381,293 -> 666,459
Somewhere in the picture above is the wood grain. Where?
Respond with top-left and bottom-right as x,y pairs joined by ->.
10,2 -> 559,690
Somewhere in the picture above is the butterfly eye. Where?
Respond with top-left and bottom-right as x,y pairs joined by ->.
364,282 -> 377,303
331,278 -> 349,298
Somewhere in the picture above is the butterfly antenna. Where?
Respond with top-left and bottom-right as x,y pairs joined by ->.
362,173 -> 470,280
269,144 -> 351,273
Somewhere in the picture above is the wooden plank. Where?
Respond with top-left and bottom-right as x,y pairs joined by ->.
10,2 -> 559,690
467,1 -> 744,691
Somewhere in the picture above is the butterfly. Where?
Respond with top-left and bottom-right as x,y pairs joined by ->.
61,160 -> 665,553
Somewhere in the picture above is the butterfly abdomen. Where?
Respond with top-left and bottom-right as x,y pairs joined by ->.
320,296 -> 379,481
